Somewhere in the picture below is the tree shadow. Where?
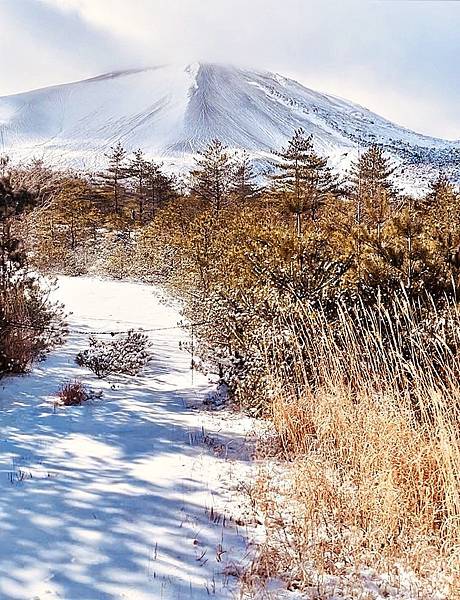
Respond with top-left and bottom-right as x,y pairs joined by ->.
0,290 -> 252,600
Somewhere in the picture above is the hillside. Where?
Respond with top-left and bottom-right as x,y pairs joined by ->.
0,62 -> 459,184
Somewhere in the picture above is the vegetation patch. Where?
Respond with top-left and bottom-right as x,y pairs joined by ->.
76,330 -> 151,378
0,175 -> 65,377
56,380 -> 88,406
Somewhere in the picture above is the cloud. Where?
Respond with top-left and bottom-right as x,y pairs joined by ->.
0,0 -> 137,93
0,0 -> 459,138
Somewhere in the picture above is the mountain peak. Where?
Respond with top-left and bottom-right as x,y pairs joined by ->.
0,63 -> 458,186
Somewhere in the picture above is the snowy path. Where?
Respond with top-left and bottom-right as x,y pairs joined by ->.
0,277 -> 253,600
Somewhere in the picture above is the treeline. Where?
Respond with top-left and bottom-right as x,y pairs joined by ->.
15,132 -> 460,296
6,130 -> 457,398
6,131 -> 460,382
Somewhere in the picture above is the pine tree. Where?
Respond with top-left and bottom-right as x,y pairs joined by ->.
144,160 -> 177,219
37,176 -> 103,273
349,144 -> 398,255
231,151 -> 260,201
350,145 -> 397,201
378,194 -> 428,295
100,142 -> 128,216
127,149 -> 149,223
424,173 -> 455,210
62,179 -> 97,250
190,140 -> 235,214
424,173 -> 460,285
272,129 -> 339,236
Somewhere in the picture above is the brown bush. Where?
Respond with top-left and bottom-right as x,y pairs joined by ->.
57,380 -> 88,406
0,280 -> 65,376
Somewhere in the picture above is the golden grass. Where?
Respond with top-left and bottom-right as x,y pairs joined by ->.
250,294 -> 460,597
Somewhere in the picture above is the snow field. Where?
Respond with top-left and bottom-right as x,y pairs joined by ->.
0,276 -> 257,600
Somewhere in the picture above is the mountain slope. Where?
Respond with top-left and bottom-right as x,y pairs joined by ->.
0,63 -> 459,181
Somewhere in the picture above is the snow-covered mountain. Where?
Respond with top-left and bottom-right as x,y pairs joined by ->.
0,62 -> 459,184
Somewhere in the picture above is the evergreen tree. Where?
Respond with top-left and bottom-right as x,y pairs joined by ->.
424,173 -> 460,284
100,142 -> 128,215
350,144 -> 397,201
127,149 -> 149,222
59,178 -> 100,250
386,194 -> 429,295
424,172 -> 455,210
272,129 -> 339,236
35,176 -> 103,273
348,144 -> 398,259
231,151 -> 260,201
144,160 -> 177,219
190,140 -> 235,213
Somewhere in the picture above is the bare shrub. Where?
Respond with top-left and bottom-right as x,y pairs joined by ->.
76,330 -> 151,378
57,380 -> 88,406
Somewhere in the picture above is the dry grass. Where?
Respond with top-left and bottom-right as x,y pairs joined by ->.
57,380 -> 88,406
248,294 -> 460,598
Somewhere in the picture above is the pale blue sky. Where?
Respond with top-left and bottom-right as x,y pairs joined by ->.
0,0 -> 459,139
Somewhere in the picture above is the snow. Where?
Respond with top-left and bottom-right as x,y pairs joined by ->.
0,276 -> 256,600
0,276 -> 451,599
1,63 -> 458,187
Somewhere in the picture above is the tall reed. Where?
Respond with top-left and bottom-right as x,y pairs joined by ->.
258,291 -> 460,593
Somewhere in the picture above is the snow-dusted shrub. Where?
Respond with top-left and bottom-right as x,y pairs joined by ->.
0,176 -> 66,376
0,280 -> 65,375
57,380 -> 88,406
76,330 -> 151,378
98,231 -> 136,280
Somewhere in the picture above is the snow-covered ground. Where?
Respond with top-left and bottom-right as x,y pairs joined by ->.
0,277 -> 257,600
2,276 -> 449,600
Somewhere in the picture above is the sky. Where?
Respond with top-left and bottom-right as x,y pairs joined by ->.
0,0 -> 459,139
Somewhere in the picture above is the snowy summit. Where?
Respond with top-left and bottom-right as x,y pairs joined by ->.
0,63 -> 459,183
